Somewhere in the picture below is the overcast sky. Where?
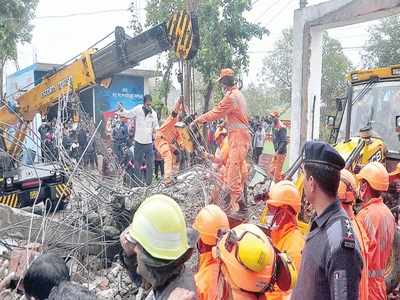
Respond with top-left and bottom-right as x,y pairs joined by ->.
6,0 -> 374,87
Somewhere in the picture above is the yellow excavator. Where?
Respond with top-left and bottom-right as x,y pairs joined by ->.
284,65 -> 400,210
264,64 -> 400,293
0,10 -> 199,211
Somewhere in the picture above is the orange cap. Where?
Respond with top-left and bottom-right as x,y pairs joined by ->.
217,68 -> 235,82
270,111 -> 280,118
193,204 -> 230,246
356,162 -> 389,192
214,224 -> 275,293
338,169 -> 357,203
267,180 -> 301,213
389,163 -> 400,177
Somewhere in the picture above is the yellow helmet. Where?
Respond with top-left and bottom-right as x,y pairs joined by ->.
128,194 -> 189,260
237,232 -> 271,272
215,223 -> 275,292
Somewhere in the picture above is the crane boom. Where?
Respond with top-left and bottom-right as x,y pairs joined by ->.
0,10 -> 198,127
0,11 -> 198,211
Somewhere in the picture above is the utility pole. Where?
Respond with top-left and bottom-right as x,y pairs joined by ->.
184,0 -> 198,114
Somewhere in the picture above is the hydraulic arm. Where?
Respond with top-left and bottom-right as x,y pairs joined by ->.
0,10 -> 199,154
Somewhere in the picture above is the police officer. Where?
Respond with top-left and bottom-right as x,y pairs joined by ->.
291,141 -> 363,300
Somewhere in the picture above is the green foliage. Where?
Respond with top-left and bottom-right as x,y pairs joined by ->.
261,29 -> 293,91
150,94 -> 167,120
362,16 -> 400,68
260,29 -> 293,108
140,0 -> 267,112
0,0 -> 38,96
260,28 -> 352,141
128,1 -> 143,35
242,83 -> 286,117
320,32 -> 352,140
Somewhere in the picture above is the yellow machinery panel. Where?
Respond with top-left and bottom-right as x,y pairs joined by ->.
348,64 -> 400,82
0,193 -> 18,208
0,51 -> 96,127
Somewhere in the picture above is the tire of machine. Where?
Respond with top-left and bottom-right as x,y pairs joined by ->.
385,226 -> 400,294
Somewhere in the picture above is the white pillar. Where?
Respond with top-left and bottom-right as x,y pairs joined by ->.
290,10 -> 306,164
307,27 -> 322,140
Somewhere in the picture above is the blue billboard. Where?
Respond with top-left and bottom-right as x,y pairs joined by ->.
95,74 -> 144,112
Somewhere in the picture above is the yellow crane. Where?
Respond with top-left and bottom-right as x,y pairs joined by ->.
0,10 -> 199,210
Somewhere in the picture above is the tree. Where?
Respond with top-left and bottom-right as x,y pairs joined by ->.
242,83 -> 288,117
362,16 -> 400,68
260,28 -> 293,105
128,1 -> 143,35
0,0 -> 39,98
141,0 -> 267,113
321,32 -> 353,113
260,29 -> 352,140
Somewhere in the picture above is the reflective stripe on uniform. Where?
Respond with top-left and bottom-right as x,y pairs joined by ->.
226,123 -> 248,130
368,269 -> 384,278
132,212 -> 182,250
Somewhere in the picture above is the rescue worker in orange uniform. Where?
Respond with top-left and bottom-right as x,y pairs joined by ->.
194,68 -> 250,213
356,162 -> 396,300
154,97 -> 183,184
207,126 -> 229,174
338,169 -> 369,300
265,180 -> 304,300
269,112 -> 288,182
211,223 -> 297,300
192,204 -> 230,300
205,127 -> 230,204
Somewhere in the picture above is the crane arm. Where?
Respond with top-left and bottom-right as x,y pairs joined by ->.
0,10 -> 198,126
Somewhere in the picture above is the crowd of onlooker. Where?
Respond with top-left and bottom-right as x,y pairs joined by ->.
249,115 -> 272,164
36,105 -> 283,186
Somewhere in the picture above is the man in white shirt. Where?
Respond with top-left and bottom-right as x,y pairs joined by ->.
119,95 -> 159,186
253,123 -> 265,164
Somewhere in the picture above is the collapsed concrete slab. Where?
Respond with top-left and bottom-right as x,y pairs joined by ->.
0,204 -> 103,255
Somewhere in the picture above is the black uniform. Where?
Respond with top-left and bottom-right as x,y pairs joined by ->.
272,126 -> 288,154
292,140 -> 363,300
291,200 -> 363,300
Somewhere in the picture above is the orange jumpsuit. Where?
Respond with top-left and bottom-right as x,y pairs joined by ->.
356,197 -> 396,300
155,101 -> 183,182
196,86 -> 250,211
213,137 -> 229,176
270,122 -> 287,182
267,223 -> 305,300
195,252 -> 220,300
209,137 -> 230,204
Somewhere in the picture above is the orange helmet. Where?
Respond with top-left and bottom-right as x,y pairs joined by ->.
389,163 -> 400,177
267,180 -> 301,213
217,68 -> 235,82
214,127 -> 227,141
214,223 -> 275,293
193,205 -> 229,246
338,169 -> 357,203
356,162 -> 389,192
270,111 -> 280,118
